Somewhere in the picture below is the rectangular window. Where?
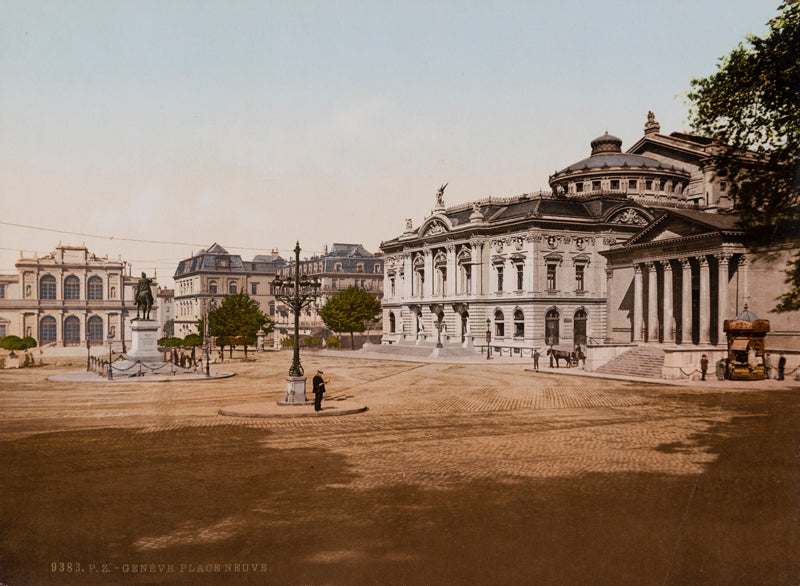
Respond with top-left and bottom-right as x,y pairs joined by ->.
547,264 -> 557,290
576,183 -> 584,193
720,181 -> 727,191
496,266 -> 504,292
251,283 -> 258,295
610,179 -> 620,190
575,265 -> 585,291
592,180 -> 601,191
390,278 -> 395,297
495,322 -> 504,337
629,179 -> 637,189
516,264 -> 524,291
0,284 -> 5,298
645,179 -> 653,191
0,324 -> 5,337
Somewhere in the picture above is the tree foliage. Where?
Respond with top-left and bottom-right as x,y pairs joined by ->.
319,286 -> 381,349
200,292 -> 272,359
687,2 -> 800,311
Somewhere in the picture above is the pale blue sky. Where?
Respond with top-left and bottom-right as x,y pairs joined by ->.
0,0 -> 779,283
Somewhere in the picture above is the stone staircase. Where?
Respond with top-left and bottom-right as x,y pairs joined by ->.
595,345 -> 665,379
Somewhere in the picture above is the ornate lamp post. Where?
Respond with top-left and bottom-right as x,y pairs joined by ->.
272,242 -> 321,404
107,326 -> 115,380
485,318 -> 492,360
204,298 -> 217,377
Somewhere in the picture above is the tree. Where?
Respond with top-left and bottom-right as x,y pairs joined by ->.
319,286 -> 381,350
162,319 -> 174,337
687,2 -> 800,311
200,292 -> 272,359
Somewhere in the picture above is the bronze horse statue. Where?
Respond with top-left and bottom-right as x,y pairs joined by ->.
135,272 -> 154,320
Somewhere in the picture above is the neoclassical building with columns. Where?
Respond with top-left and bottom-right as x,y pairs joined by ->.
380,113 -> 799,376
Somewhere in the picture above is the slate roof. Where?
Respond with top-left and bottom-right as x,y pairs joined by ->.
173,243 -> 284,277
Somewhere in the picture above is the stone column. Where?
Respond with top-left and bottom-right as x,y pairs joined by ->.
681,258 -> 692,345
698,255 -> 711,344
633,264 -> 644,342
402,254 -> 413,299
739,255 -> 749,310
423,249 -> 433,298
716,253 -> 730,344
605,268 -> 613,341
445,244 -> 457,297
662,260 -> 674,343
647,262 -> 658,342
470,241 -> 480,296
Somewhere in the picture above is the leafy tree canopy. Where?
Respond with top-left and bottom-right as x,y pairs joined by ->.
204,292 -> 271,340
319,286 -> 381,348
687,1 -> 800,311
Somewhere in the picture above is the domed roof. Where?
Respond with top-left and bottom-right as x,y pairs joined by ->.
590,132 -> 622,155
553,131 -> 686,174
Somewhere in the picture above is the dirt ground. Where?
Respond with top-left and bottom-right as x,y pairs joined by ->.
1,351 -> 799,585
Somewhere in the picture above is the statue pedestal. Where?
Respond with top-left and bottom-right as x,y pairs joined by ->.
127,320 -> 162,363
278,376 -> 312,405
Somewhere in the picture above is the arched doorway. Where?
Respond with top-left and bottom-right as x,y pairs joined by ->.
545,309 -> 559,346
574,309 -> 587,347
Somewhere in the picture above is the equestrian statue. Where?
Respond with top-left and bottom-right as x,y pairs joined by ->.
135,272 -> 154,320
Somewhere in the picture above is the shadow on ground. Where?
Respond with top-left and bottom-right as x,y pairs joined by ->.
2,390 -> 799,585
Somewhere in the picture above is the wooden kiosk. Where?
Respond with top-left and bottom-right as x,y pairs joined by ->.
723,305 -> 770,380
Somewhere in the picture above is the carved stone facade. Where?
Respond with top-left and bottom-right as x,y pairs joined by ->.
0,244 -> 156,349
380,113 -> 800,368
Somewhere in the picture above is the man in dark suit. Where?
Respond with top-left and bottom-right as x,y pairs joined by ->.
312,370 -> 326,411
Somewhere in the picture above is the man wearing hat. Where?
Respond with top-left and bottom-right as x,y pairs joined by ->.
312,370 -> 327,411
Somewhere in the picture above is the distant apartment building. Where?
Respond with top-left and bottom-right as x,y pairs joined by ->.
172,243 -> 284,342
0,244 -> 156,348
274,243 -> 383,344
156,288 -> 174,336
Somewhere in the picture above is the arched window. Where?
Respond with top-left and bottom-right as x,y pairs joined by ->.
88,316 -> 103,343
88,276 -> 103,300
494,309 -> 505,337
574,309 -> 587,347
40,275 -> 56,299
514,309 -> 525,338
545,309 -> 560,346
39,316 -> 57,343
64,316 -> 81,345
229,281 -> 237,294
64,275 -> 80,300
389,312 -> 396,333
209,280 -> 218,294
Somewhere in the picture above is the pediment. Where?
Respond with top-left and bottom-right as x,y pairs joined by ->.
633,218 -> 714,244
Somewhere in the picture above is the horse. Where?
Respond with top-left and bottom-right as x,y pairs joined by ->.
547,347 -> 575,368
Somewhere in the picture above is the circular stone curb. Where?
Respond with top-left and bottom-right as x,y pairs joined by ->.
218,400 -> 367,418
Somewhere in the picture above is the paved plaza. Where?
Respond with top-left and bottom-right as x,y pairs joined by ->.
1,351 -> 799,584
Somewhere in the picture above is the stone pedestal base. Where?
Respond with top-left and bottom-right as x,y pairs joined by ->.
278,376 -> 312,405
127,320 -> 162,363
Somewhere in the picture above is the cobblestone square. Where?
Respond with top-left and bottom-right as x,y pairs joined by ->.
1,352 -> 799,584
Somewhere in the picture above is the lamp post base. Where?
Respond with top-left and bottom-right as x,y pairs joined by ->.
278,376 -> 312,405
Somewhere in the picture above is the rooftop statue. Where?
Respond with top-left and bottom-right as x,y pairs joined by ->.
435,183 -> 448,208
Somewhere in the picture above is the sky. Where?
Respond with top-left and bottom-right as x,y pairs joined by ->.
0,0 -> 780,287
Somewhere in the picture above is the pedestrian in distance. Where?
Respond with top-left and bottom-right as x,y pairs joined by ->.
778,355 -> 786,381
700,354 -> 709,381
312,370 -> 328,412
533,349 -> 540,372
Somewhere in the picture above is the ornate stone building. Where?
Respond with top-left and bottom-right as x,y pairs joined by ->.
0,244 -> 155,349
380,113 -> 799,374
172,243 -> 284,340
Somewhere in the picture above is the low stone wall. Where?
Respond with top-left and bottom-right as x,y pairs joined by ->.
584,343 -> 636,372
